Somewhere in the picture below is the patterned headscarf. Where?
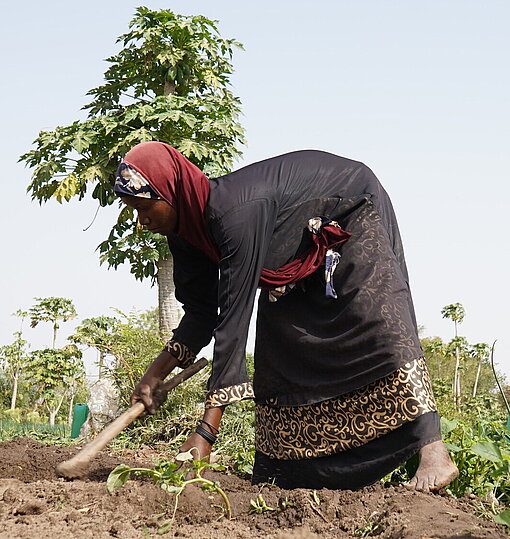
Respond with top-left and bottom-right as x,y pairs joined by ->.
114,163 -> 161,199
115,142 -> 220,262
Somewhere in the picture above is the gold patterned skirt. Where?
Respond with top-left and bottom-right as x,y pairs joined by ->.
255,357 -> 436,460
252,357 -> 440,489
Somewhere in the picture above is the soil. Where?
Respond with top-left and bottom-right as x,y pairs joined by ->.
0,438 -> 506,538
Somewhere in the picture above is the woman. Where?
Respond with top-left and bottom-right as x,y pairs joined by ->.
114,141 -> 458,491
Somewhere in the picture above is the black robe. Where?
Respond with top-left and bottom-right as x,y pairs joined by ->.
168,150 -> 422,407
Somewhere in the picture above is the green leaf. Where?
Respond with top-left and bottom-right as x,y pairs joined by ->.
440,417 -> 459,435
160,484 -> 183,494
106,464 -> 132,493
443,442 -> 462,452
72,131 -> 96,153
157,519 -> 174,535
494,509 -> 510,527
175,450 -> 194,462
52,173 -> 81,202
470,441 -> 504,464
207,462 -> 225,471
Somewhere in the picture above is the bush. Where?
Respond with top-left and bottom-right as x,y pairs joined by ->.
0,409 -> 23,422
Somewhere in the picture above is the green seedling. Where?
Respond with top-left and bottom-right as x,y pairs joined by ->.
249,494 -> 275,514
279,497 -> 294,510
354,511 -> 385,537
310,490 -> 320,505
107,449 -> 231,533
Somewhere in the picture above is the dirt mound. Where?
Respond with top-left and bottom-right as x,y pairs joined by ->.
0,438 -> 506,538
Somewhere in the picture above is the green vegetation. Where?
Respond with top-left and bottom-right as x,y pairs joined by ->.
108,450 -> 232,532
0,297 -> 86,430
248,494 -> 275,514
0,289 -> 508,527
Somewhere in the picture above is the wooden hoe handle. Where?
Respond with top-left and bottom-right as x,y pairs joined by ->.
56,357 -> 208,479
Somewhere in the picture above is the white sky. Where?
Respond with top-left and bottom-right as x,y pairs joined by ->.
1,0 -> 509,381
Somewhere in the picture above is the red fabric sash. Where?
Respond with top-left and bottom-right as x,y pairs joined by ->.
258,224 -> 351,289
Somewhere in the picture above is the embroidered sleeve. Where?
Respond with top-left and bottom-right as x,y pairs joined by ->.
164,340 -> 196,369
205,382 -> 255,408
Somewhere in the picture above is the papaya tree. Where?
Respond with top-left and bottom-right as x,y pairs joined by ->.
0,332 -> 29,410
26,346 -> 84,426
27,297 -> 77,349
20,7 -> 245,340
441,302 -> 465,410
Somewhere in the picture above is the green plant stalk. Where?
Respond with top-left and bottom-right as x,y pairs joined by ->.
180,477 -> 232,519
490,341 -> 510,416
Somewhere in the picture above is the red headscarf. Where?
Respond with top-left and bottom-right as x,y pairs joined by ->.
122,142 -> 220,262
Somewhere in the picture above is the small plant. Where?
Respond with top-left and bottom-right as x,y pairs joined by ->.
309,490 -> 321,505
279,497 -> 294,510
354,511 -> 385,537
107,450 -> 231,532
249,494 -> 275,514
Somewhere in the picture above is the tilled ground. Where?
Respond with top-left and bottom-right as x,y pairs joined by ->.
0,438 -> 506,538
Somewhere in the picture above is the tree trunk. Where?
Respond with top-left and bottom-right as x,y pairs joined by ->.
156,256 -> 179,342
98,350 -> 105,379
67,392 -> 75,426
453,321 -> 461,411
52,324 -> 57,349
472,359 -> 482,398
10,374 -> 18,410
454,345 -> 461,411
47,394 -> 66,427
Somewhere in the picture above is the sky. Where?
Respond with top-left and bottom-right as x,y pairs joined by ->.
1,0 -> 509,381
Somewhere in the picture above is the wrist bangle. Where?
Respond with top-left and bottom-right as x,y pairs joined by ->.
195,424 -> 217,445
200,419 -> 219,434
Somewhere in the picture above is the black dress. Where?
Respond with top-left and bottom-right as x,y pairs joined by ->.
167,150 -> 440,489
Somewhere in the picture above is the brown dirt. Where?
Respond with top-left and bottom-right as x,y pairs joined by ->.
0,437 -> 506,538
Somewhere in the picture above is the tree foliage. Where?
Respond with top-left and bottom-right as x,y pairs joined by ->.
69,316 -> 120,377
27,297 -> 77,349
20,6 -> 245,282
104,309 -> 164,404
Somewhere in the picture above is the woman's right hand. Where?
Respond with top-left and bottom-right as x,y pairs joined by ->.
131,374 -> 165,414
130,349 -> 180,414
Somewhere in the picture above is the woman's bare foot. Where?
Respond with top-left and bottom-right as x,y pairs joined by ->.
406,440 -> 459,492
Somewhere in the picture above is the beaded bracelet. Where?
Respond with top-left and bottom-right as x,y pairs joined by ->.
195,424 -> 217,445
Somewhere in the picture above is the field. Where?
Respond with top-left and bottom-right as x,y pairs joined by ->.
0,438 -> 506,538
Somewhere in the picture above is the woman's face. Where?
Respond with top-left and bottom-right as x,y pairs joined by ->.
121,196 -> 177,236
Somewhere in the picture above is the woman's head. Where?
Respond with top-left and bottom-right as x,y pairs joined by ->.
114,159 -> 177,235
